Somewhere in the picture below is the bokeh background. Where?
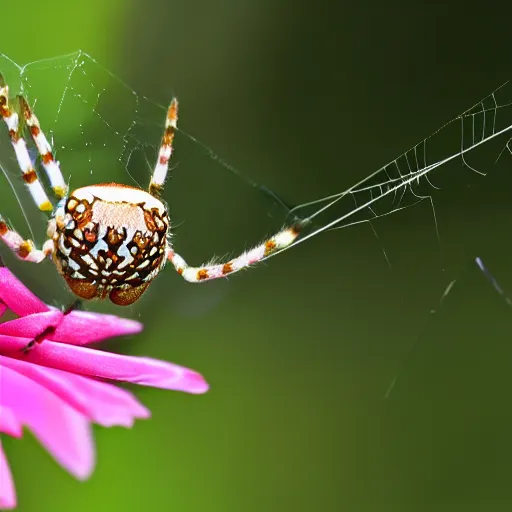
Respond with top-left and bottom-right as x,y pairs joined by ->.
1,2 -> 512,511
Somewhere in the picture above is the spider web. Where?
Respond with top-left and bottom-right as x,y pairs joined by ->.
0,52 -> 295,239
269,82 -> 512,261
0,51 -> 512,306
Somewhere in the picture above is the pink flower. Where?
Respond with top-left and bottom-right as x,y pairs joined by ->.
0,267 -> 209,509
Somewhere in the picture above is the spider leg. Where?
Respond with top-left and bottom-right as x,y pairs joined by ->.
0,216 -> 53,263
149,98 -> 178,197
167,223 -> 304,282
17,95 -> 68,199
0,75 -> 53,212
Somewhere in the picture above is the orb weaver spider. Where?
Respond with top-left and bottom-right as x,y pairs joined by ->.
0,74 -> 303,306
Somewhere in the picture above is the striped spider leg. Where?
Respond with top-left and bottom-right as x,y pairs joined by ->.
150,100 -> 305,282
0,74 -> 64,263
167,226 -> 303,283
0,74 -> 303,307
0,75 -> 71,352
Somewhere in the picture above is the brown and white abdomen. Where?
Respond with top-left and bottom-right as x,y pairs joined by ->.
50,183 -> 169,305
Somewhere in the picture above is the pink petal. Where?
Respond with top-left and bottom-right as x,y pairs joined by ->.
0,365 -> 95,479
0,310 -> 143,345
0,268 -> 48,316
0,356 -> 149,427
0,335 -> 209,393
0,310 -> 63,338
58,372 -> 150,427
52,309 -> 143,344
0,301 -> 6,317
0,405 -> 22,438
0,442 -> 16,509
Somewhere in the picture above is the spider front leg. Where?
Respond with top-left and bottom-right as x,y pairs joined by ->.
18,95 -> 68,199
149,98 -> 178,197
0,75 -> 53,212
167,223 -> 304,282
0,77 -> 63,265
0,217 -> 53,263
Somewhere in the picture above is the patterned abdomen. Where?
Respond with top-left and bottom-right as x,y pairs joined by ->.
51,183 -> 169,305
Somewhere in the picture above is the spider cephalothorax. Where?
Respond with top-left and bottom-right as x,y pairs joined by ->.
50,184 -> 170,305
0,73 -> 303,305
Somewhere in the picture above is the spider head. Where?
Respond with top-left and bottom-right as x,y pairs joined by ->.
48,183 -> 169,305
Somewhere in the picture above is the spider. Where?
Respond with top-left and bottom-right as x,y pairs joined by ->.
0,74 -> 304,305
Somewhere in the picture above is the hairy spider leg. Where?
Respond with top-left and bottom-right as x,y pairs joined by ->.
149,98 -> 178,197
168,223 -> 304,283
0,218 -> 53,262
0,74 -> 53,212
18,95 -> 68,199
0,75 -> 55,262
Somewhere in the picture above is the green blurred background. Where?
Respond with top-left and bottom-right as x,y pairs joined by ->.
2,2 -> 512,511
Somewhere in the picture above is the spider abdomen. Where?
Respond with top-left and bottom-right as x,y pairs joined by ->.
50,183 -> 169,305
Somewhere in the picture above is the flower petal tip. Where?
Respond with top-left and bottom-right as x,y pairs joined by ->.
0,497 -> 16,510
183,371 -> 210,395
69,455 -> 96,482
74,467 -> 95,482
0,444 -> 16,509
